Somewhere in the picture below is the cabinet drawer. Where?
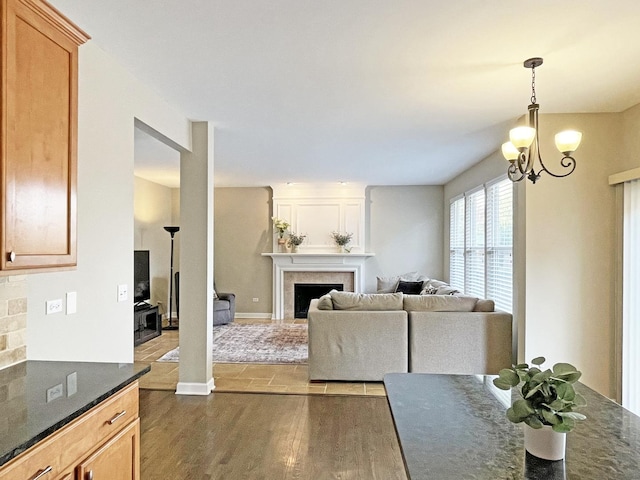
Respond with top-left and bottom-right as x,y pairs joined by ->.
0,382 -> 139,480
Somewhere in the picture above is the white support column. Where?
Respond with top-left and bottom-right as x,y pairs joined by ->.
176,121 -> 214,395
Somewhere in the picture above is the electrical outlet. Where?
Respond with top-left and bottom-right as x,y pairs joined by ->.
252,297 -> 259,302
46,383 -> 63,403
117,284 -> 128,302
46,299 -> 63,315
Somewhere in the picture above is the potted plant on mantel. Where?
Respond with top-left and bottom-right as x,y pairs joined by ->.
330,231 -> 353,253
287,232 -> 306,253
272,216 -> 290,252
493,357 -> 587,461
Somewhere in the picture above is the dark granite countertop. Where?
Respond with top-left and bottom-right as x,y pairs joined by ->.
0,360 -> 150,467
384,373 -> 640,480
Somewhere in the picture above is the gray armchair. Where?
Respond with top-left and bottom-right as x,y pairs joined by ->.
174,272 -> 235,325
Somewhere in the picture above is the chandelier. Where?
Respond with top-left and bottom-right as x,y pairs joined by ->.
502,57 -> 582,184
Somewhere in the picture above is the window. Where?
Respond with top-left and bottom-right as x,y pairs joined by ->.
449,197 -> 465,291
449,177 -> 513,313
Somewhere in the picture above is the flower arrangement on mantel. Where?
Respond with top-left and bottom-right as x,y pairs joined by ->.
331,231 -> 353,253
287,233 -> 306,252
271,217 -> 290,239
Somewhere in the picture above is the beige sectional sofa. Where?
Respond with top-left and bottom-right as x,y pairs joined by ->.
307,290 -> 513,381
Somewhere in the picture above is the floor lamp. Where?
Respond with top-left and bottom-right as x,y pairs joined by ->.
163,226 -> 180,330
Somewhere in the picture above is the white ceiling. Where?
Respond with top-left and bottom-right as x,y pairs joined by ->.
51,0 -> 640,188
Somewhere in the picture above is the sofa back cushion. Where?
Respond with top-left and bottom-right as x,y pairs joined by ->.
473,298 -> 495,312
331,291 -> 404,311
403,294 -> 478,312
317,293 -> 334,310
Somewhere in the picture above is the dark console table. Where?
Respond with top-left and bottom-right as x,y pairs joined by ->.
134,304 -> 161,346
384,373 -> 640,480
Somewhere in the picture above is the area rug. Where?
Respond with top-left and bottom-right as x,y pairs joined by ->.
156,323 -> 308,364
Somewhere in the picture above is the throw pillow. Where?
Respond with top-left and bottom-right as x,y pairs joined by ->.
420,285 -> 439,295
403,295 -> 478,312
395,280 -> 423,295
317,293 -> 334,310
213,289 -> 219,300
435,286 -> 460,295
330,291 -> 404,311
376,275 -> 399,293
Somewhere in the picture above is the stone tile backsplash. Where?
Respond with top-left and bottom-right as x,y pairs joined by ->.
0,276 -> 27,369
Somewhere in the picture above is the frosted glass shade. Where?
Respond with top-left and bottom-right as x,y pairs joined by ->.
555,130 -> 582,154
501,142 -> 520,161
509,126 -> 536,149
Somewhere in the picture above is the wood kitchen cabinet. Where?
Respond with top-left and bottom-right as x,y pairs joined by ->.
0,382 -> 141,480
0,0 -> 89,273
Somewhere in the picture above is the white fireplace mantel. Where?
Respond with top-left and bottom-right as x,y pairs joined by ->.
262,252 -> 375,320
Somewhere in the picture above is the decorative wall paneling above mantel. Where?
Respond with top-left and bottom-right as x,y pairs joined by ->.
271,184 -> 366,254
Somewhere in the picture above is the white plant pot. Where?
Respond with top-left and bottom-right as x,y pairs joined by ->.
524,425 -> 566,461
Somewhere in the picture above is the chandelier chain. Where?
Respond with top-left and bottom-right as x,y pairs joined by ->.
530,66 -> 537,104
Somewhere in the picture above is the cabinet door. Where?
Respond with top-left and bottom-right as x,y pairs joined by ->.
76,419 -> 140,480
1,0 -> 87,271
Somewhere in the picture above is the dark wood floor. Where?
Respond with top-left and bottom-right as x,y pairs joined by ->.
139,390 -> 407,479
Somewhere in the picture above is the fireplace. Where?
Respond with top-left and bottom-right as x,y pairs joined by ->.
262,252 -> 374,320
294,283 -> 343,318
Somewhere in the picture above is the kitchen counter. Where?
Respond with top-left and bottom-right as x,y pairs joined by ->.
384,373 -> 640,480
0,361 -> 149,467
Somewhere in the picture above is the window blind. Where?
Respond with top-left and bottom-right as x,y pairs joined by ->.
486,179 -> 513,313
465,189 -> 485,299
448,177 -> 513,314
449,197 -> 465,291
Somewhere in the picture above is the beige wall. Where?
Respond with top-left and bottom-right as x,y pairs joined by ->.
524,112 -> 627,398
365,185 -> 444,292
134,176 -> 176,317
214,187 -> 273,315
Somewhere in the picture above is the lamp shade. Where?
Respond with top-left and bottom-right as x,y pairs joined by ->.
554,130 -> 582,154
501,142 -> 520,161
509,126 -> 536,150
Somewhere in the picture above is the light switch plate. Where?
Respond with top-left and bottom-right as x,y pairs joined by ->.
66,372 -> 77,397
66,292 -> 77,314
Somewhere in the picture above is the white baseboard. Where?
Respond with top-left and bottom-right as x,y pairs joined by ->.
235,312 -> 272,319
175,378 -> 215,396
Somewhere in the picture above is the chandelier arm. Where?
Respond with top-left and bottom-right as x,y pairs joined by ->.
508,162 -> 527,182
537,154 -> 577,178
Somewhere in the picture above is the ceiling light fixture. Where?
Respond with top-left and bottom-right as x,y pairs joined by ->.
502,57 -> 582,184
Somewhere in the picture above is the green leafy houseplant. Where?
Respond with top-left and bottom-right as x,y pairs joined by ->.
493,357 -> 587,433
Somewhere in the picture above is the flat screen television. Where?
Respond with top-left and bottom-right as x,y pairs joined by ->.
134,250 -> 151,303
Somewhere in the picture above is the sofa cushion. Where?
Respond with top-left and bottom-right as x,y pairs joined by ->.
403,294 -> 478,312
420,285 -> 439,295
317,293 -> 334,310
473,298 -> 495,312
395,280 -> 423,295
435,285 -> 460,295
376,276 -> 399,293
331,291 -> 404,311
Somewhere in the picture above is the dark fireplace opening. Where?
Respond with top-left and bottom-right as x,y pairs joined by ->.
294,283 -> 343,318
